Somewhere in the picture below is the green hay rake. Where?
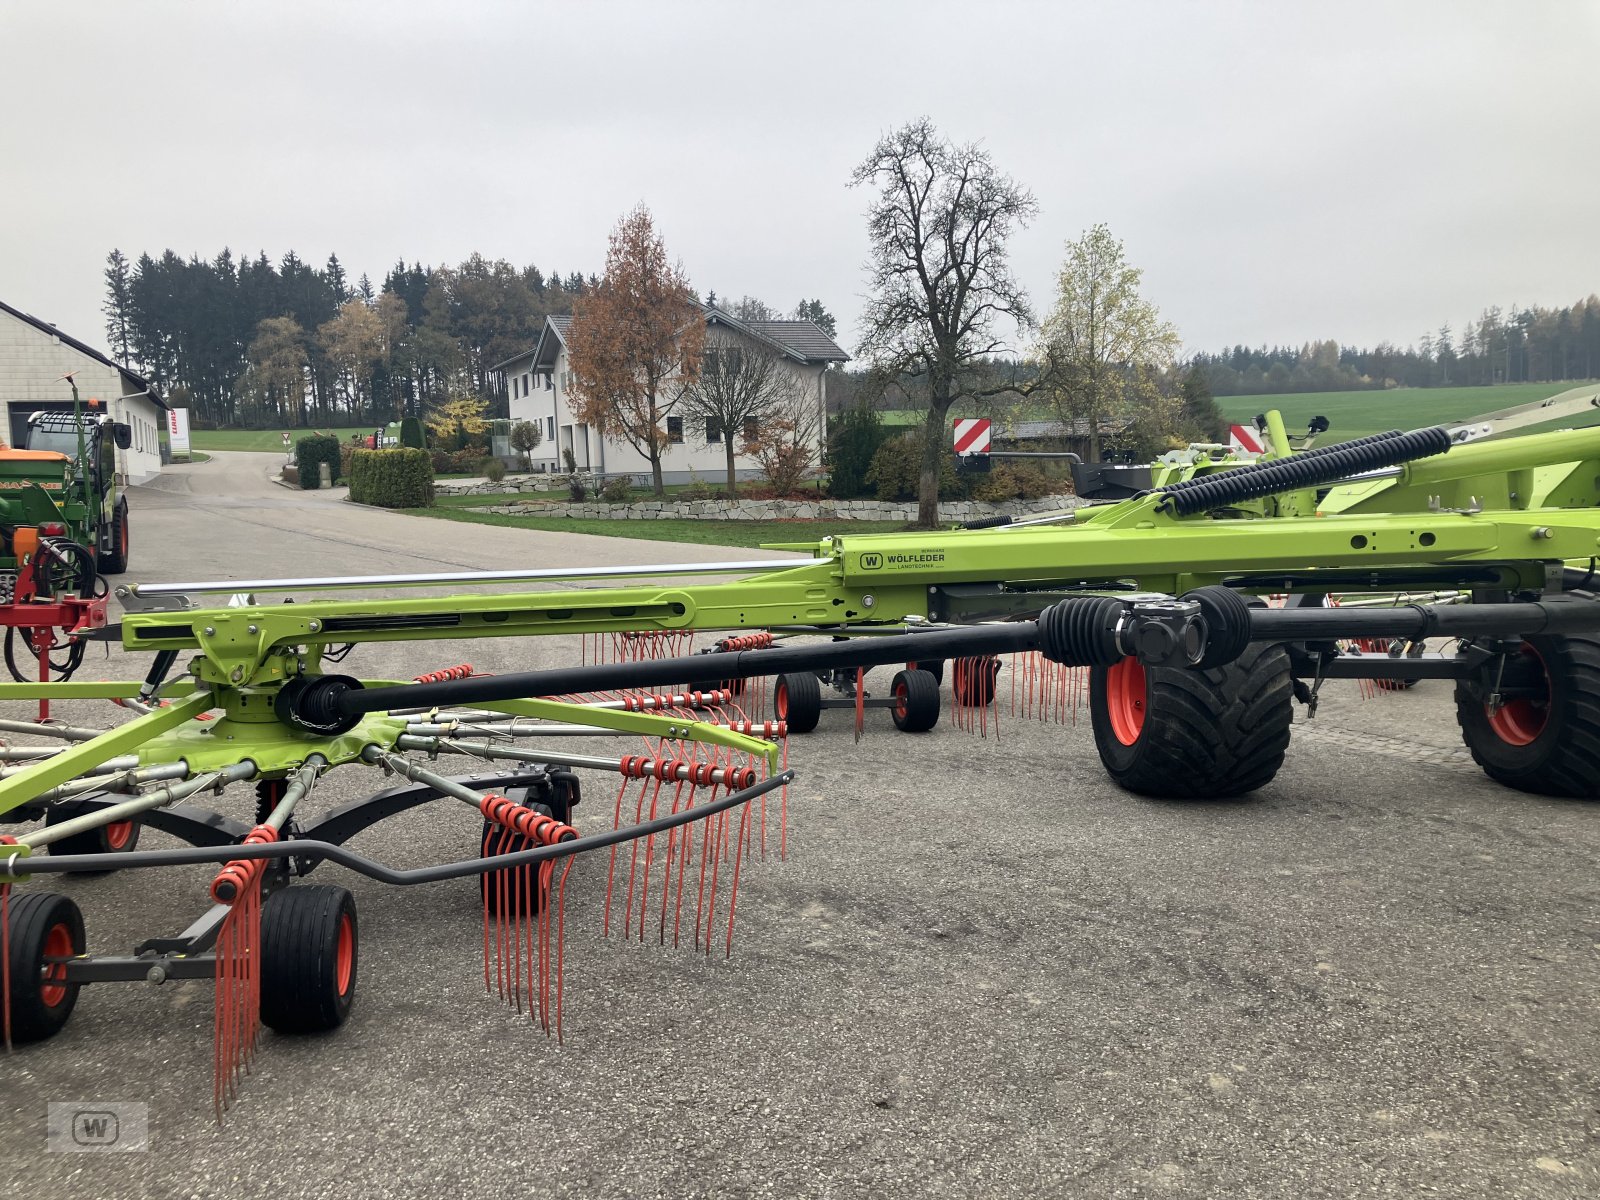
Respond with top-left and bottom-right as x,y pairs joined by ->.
4,393 -> 1600,1116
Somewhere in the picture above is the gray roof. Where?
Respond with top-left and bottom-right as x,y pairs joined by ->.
737,319 -> 848,363
491,308 -> 845,378
0,298 -> 165,407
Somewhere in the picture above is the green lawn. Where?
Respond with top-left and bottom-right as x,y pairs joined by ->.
401,506 -> 908,548
1217,382 -> 1599,440
189,427 -> 371,452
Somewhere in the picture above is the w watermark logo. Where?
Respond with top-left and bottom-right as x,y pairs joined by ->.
48,1102 -> 148,1153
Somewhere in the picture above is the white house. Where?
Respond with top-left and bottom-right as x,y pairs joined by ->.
0,299 -> 168,484
495,305 -> 847,484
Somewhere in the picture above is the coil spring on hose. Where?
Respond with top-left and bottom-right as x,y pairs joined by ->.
1154,427 -> 1453,516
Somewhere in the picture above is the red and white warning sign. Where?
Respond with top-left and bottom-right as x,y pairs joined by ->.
1228,424 -> 1264,455
953,417 -> 991,455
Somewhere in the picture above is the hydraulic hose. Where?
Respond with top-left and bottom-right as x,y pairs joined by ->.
1155,426 -> 1453,515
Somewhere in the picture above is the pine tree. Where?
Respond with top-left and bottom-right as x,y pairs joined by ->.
103,249 -> 134,367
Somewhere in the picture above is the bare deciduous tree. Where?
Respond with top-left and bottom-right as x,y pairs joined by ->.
680,331 -> 805,494
852,118 -> 1037,526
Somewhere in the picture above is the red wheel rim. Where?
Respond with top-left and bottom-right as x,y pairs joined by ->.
775,683 -> 788,719
335,913 -> 354,996
1486,644 -> 1550,746
1106,657 -> 1147,746
893,682 -> 908,719
40,922 -> 74,1007
104,820 -> 134,850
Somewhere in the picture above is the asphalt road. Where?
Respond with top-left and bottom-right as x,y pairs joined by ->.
3,454 -> 1598,1198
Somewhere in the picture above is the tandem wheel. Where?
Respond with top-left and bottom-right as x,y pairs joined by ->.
3,891 -> 85,1043
259,885 -> 358,1034
1456,633 -> 1600,797
1088,643 -> 1294,799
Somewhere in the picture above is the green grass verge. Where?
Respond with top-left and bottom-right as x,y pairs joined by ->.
399,506 -> 908,548
189,427 -> 372,452
1217,382 -> 1599,440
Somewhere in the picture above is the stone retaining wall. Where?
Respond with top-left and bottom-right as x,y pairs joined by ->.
462,495 -> 1080,522
437,477 -> 555,496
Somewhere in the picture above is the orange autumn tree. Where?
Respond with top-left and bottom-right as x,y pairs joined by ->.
567,205 -> 705,497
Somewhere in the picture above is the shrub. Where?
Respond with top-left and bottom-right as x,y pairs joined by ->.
339,443 -> 359,481
865,432 -> 960,502
349,448 -> 434,508
826,402 -> 889,499
680,472 -> 713,502
567,474 -> 588,502
747,419 -> 817,497
482,457 -> 507,483
509,420 -> 542,469
601,475 -> 632,503
428,447 -> 486,474
399,416 -> 426,449
294,434 -> 342,490
969,461 -> 1055,502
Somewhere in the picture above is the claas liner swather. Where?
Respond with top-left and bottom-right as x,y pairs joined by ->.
4,393 -> 1600,1117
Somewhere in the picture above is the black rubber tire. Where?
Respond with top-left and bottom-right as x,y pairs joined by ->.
890,668 -> 940,733
1455,633 -> 1600,797
775,672 -> 823,734
3,891 -> 85,1043
43,808 -> 141,874
99,500 -> 129,575
951,656 -> 1001,707
260,885 -> 358,1034
1090,642 -> 1294,799
909,659 -> 945,685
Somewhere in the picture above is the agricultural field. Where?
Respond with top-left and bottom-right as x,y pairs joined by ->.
883,381 -> 1600,446
1218,381 -> 1600,440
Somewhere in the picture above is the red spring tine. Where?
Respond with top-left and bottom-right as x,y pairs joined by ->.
726,788 -> 753,958
481,823 -> 495,990
603,766 -> 635,937
657,771 -> 689,944
555,857 -> 573,1043
622,764 -> 658,940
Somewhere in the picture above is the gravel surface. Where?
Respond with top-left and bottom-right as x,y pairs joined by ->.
2,453 -> 1597,1199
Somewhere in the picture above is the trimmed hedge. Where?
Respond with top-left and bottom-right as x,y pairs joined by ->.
295,434 -> 342,490
349,448 -> 434,508
400,416 -> 426,449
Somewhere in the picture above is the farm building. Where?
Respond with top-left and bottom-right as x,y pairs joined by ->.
0,299 -> 167,484
494,305 -> 847,485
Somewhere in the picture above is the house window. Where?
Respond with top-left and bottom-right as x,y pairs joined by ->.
546,415 -> 555,440
521,373 -> 530,397
742,417 -> 759,444
706,416 -> 723,444
666,416 -> 684,444
544,372 -> 553,390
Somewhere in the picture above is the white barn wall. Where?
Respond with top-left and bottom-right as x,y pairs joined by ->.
0,306 -> 166,484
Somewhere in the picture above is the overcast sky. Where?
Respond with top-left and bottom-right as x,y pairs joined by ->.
3,1 -> 1596,364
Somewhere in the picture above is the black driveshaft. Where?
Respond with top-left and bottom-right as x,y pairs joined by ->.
1250,598 -> 1600,641
339,622 -> 1045,717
